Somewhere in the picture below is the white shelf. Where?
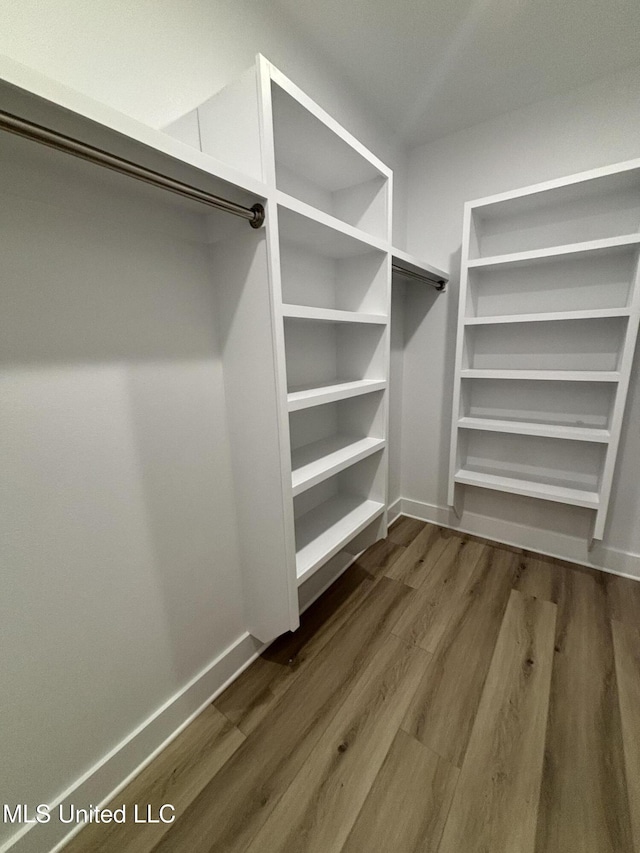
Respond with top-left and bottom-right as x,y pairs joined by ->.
465,307 -> 631,326
391,247 -> 448,287
458,417 -> 610,443
278,201 -> 387,261
295,494 -> 385,584
282,304 -> 387,325
468,158 -> 640,212
460,369 -> 621,382
291,436 -> 385,496
287,379 -> 386,411
277,191 -> 388,253
467,234 -> 640,270
454,469 -> 600,509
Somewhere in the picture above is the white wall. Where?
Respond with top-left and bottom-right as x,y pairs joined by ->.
401,64 -> 640,569
0,0 -> 407,246
0,127 -> 255,851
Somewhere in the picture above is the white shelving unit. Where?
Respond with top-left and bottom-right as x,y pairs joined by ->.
449,159 -> 640,543
260,59 -> 393,589
165,55 -> 399,613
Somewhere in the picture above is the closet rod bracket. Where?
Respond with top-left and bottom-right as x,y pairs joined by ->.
249,203 -> 266,228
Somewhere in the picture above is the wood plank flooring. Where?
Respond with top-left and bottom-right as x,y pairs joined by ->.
64,518 -> 640,853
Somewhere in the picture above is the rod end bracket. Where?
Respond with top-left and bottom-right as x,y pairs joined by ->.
250,203 -> 266,229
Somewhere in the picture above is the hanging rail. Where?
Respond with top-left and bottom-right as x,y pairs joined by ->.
391,263 -> 446,291
0,109 -> 266,228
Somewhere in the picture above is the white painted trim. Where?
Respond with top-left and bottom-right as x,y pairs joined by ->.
387,498 -> 403,525
2,633 -> 265,853
389,497 -> 640,581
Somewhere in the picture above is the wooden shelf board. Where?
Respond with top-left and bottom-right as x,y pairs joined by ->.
295,494 -> 385,584
465,307 -> 631,326
277,191 -> 388,254
454,468 -> 600,509
292,436 -> 385,497
282,304 -> 387,325
467,234 -> 640,270
460,369 -> 621,383
287,379 -> 386,411
457,417 -> 610,443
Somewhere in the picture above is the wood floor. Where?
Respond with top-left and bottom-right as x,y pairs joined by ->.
65,517 -> 640,853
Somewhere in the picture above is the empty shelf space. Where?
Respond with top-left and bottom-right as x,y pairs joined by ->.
467,234 -> 640,270
454,468 -> 600,509
282,304 -> 387,324
277,191 -> 387,253
291,435 -> 385,496
460,369 -> 621,382
464,307 -> 632,325
271,79 -> 389,241
295,493 -> 385,583
457,416 -> 610,443
287,379 -> 387,411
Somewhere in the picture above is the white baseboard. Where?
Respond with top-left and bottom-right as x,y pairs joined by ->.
389,497 -> 640,581
387,496 -> 403,525
2,632 -> 265,853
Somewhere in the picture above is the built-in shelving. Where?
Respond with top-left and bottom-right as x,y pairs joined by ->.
457,416 -> 610,442
276,190 -> 387,253
454,469 -> 600,509
291,436 -> 385,496
450,157 -> 640,543
467,234 -> 640,269
258,56 -> 394,591
460,369 -> 621,382
294,494 -> 385,584
464,308 -> 631,325
288,379 -> 387,411
282,304 -> 387,324
161,54 -> 442,624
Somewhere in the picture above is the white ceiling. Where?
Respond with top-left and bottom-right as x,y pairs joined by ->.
273,0 -> 640,148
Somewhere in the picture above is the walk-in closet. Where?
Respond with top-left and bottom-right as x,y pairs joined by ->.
2,3 -> 640,852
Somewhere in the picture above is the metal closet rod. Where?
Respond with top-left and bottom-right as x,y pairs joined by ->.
0,109 -> 266,228
391,263 -> 446,291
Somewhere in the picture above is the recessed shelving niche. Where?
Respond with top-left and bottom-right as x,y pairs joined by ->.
270,76 -> 390,240
278,208 -> 388,314
465,245 -> 637,319
290,392 -> 386,496
284,317 -> 386,394
464,317 -> 627,373
293,453 -> 386,585
468,169 -> 640,260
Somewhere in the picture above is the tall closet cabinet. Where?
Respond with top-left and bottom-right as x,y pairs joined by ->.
166,56 -> 395,639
